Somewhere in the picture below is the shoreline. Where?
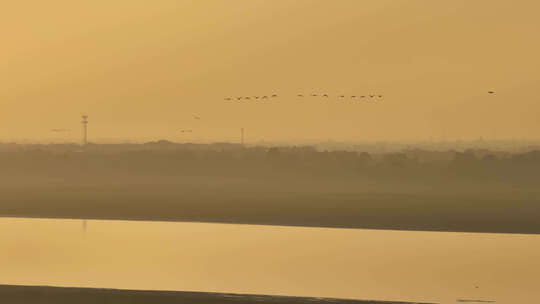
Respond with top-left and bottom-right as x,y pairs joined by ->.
1,186 -> 539,234
0,285 -> 433,304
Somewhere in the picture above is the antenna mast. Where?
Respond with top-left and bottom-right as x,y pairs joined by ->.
82,115 -> 88,146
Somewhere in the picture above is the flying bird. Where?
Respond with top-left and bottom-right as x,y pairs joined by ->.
378,95 -> 383,98
351,96 -> 357,99
254,96 -> 260,99
311,94 -> 318,97
322,94 -> 329,97
369,95 -> 375,98
488,91 -> 495,94
297,94 -> 304,97
339,95 -> 345,98
360,96 -> 366,98
236,97 -> 243,100
271,94 -> 278,97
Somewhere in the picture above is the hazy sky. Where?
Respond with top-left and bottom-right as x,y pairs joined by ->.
2,1 -> 539,142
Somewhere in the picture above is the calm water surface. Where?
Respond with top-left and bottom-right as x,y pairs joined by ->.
1,217 -> 539,304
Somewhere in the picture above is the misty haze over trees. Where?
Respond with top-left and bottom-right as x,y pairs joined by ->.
2,140 -> 540,190
2,141 -> 540,234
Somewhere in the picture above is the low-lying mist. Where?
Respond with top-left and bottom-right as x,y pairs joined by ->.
1,141 -> 539,233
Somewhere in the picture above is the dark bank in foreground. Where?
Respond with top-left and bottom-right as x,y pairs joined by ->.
0,285 -> 434,304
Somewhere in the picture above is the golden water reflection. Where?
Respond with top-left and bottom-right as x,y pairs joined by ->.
1,218 -> 538,304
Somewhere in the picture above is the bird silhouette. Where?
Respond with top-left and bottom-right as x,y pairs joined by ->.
488,91 -> 495,94
322,94 -> 329,97
369,95 -> 375,98
271,94 -> 278,97
297,94 -> 304,97
311,94 -> 318,97
378,95 -> 383,98
360,96 -> 365,98
254,96 -> 260,99
339,95 -> 345,98
351,96 -> 357,99
236,97 -> 243,100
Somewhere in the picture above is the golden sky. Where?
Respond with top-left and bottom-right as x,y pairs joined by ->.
2,0 -> 539,142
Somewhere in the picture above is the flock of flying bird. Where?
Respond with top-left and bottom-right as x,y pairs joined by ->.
297,94 -> 383,99
224,94 -> 279,101
177,116 -> 203,133
223,93 -> 384,101
49,91 -> 496,135
224,91 -> 496,102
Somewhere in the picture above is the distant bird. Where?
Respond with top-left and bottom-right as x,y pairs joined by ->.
322,94 -> 329,97
236,97 -> 243,100
360,96 -> 366,98
271,94 -> 278,98
488,91 -> 495,94
339,95 -> 345,98
351,96 -> 357,99
245,97 -> 251,100
378,95 -> 383,98
369,95 -> 375,98
224,98 -> 232,101
254,96 -> 260,99
311,94 -> 317,97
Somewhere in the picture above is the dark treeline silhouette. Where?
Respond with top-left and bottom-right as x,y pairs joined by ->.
1,141 -> 540,187
1,141 -> 540,234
